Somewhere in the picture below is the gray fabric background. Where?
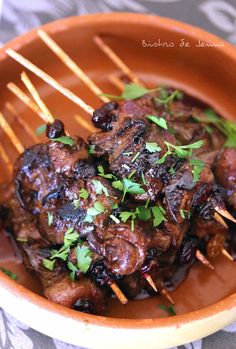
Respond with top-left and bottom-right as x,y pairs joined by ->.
0,0 -> 236,348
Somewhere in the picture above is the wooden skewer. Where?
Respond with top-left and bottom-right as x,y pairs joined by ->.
74,114 -> 96,133
109,74 -> 125,91
213,212 -> 228,229
0,141 -> 13,173
144,273 -> 157,292
160,287 -> 175,305
6,49 -> 94,116
7,82 -> 50,123
110,282 -> 128,304
222,248 -> 234,261
0,112 -> 24,154
94,35 -> 144,86
38,30 -> 110,104
21,72 -> 54,123
215,206 -> 236,224
144,273 -> 175,304
196,249 -> 214,270
5,102 -> 38,143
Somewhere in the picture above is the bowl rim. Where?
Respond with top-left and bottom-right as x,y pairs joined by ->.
0,12 -> 236,330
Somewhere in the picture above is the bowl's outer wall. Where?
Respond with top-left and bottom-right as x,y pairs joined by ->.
0,13 -> 236,349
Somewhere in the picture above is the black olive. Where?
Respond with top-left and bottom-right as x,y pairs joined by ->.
46,119 -> 65,139
73,299 -> 94,314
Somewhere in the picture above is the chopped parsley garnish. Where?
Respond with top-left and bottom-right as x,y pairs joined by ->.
194,108 -> 236,149
76,245 -> 92,273
73,199 -> 80,209
53,136 -> 74,146
169,167 -> 176,175
0,267 -> 18,280
100,83 -> 160,100
157,140 -> 204,164
49,228 -> 79,262
112,178 -> 146,202
152,206 -> 166,227
159,304 -> 176,316
79,188 -> 89,199
92,179 -> 109,196
131,152 -> 141,163
47,212 -> 53,226
89,145 -> 95,154
119,205 -> 164,228
109,214 -> 121,224
84,201 -> 106,223
128,169 -> 137,179
42,259 -> 55,271
87,202 -> 106,216
98,165 -> 117,180
16,237 -> 28,242
67,261 -> 78,280
189,158 -> 205,183
67,245 -> 93,279
180,209 -> 191,220
155,88 -> 183,109
35,124 -> 46,136
145,142 -> 162,153
146,115 -> 168,130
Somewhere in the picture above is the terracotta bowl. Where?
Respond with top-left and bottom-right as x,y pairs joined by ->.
0,13 -> 236,349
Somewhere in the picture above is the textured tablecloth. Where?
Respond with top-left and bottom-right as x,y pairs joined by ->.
0,1 -> 236,348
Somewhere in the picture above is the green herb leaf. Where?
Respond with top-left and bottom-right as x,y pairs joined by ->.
159,304 -> 176,316
194,108 -> 236,149
131,152 -> 141,163
100,83 -> 160,100
119,211 -> 135,223
76,245 -> 92,273
152,206 -> 166,227
89,145 -> 95,154
42,258 -> 55,271
0,267 -> 18,280
35,124 -> 46,136
138,206 -> 151,221
67,261 -> 78,280
112,178 -> 146,202
92,179 -> 109,196
109,214 -> 120,224
73,199 -> 80,209
53,136 -> 74,146
146,115 -> 168,130
169,167 -> 176,175
145,142 -> 162,153
64,227 -> 80,247
47,212 -> 53,226
98,165 -> 117,180
155,88 -> 183,109
79,188 -> 89,200
180,209 -> 191,220
189,158 -> 205,183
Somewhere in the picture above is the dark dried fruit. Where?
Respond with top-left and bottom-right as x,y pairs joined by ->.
73,299 -> 94,313
177,239 -> 198,265
46,119 -> 65,139
92,102 -> 118,131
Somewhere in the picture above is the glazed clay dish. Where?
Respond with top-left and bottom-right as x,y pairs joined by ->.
0,13 -> 236,349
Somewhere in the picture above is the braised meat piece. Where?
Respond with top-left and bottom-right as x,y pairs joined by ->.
87,224 -> 148,275
38,176 -> 120,244
163,164 -> 214,223
14,144 -> 59,214
44,275 -> 106,314
215,148 -> 236,209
